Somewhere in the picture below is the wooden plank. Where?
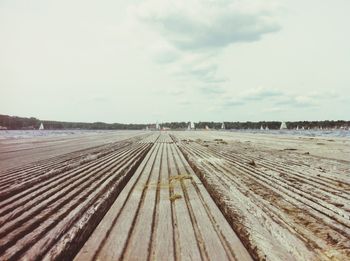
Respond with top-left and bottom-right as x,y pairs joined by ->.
75,134 -> 252,260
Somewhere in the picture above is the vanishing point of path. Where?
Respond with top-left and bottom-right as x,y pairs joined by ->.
0,133 -> 252,261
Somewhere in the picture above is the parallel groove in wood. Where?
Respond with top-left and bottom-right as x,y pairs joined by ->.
74,134 -> 251,261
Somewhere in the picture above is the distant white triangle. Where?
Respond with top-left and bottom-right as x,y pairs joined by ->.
280,121 -> 287,129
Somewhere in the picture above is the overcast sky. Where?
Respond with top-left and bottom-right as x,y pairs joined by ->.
1,0 -> 349,123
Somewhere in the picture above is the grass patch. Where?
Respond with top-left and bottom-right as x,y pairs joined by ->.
169,175 -> 193,183
170,194 -> 182,202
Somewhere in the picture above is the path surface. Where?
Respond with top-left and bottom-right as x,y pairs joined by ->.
75,133 -> 251,261
173,131 -> 350,260
0,134 -> 152,260
172,130 -> 350,161
0,130 -> 144,171
0,130 -> 348,260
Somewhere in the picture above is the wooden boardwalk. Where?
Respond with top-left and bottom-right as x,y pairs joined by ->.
0,135 -> 152,260
0,133 -> 252,260
173,132 -> 350,260
75,134 -> 251,261
2,130 -> 346,260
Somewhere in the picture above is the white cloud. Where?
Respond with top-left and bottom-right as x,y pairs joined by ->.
217,86 -> 340,111
129,0 -> 281,87
135,0 -> 280,50
240,86 -> 284,100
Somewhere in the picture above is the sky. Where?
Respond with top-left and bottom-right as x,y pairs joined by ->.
1,0 -> 349,124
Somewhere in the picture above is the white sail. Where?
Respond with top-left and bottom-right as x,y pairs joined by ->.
39,123 -> 44,130
156,122 -> 160,130
190,121 -> 195,129
221,122 -> 225,129
260,125 -> 264,130
280,121 -> 287,130
265,126 -> 269,130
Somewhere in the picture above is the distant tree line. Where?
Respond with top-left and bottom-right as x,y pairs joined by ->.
0,115 -> 146,130
0,114 -> 349,130
0,115 -> 40,130
42,120 -> 146,130
160,122 -> 188,129
194,121 -> 350,130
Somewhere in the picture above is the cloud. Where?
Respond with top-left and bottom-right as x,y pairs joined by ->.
263,107 -> 286,113
137,0 -> 280,51
188,63 -> 217,78
219,87 -> 340,111
220,86 -> 284,107
294,96 -> 317,106
199,85 -> 226,95
150,42 -> 180,64
224,100 -> 245,107
167,52 -> 226,83
182,63 -> 225,83
130,0 -> 280,86
240,86 -> 284,101
274,95 -> 318,108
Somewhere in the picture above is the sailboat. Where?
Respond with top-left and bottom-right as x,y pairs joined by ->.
260,125 -> 264,130
221,122 -> 226,130
265,126 -> 269,130
39,123 -> 44,130
190,122 -> 195,129
280,121 -> 287,130
296,126 -> 299,130
221,122 -> 225,130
